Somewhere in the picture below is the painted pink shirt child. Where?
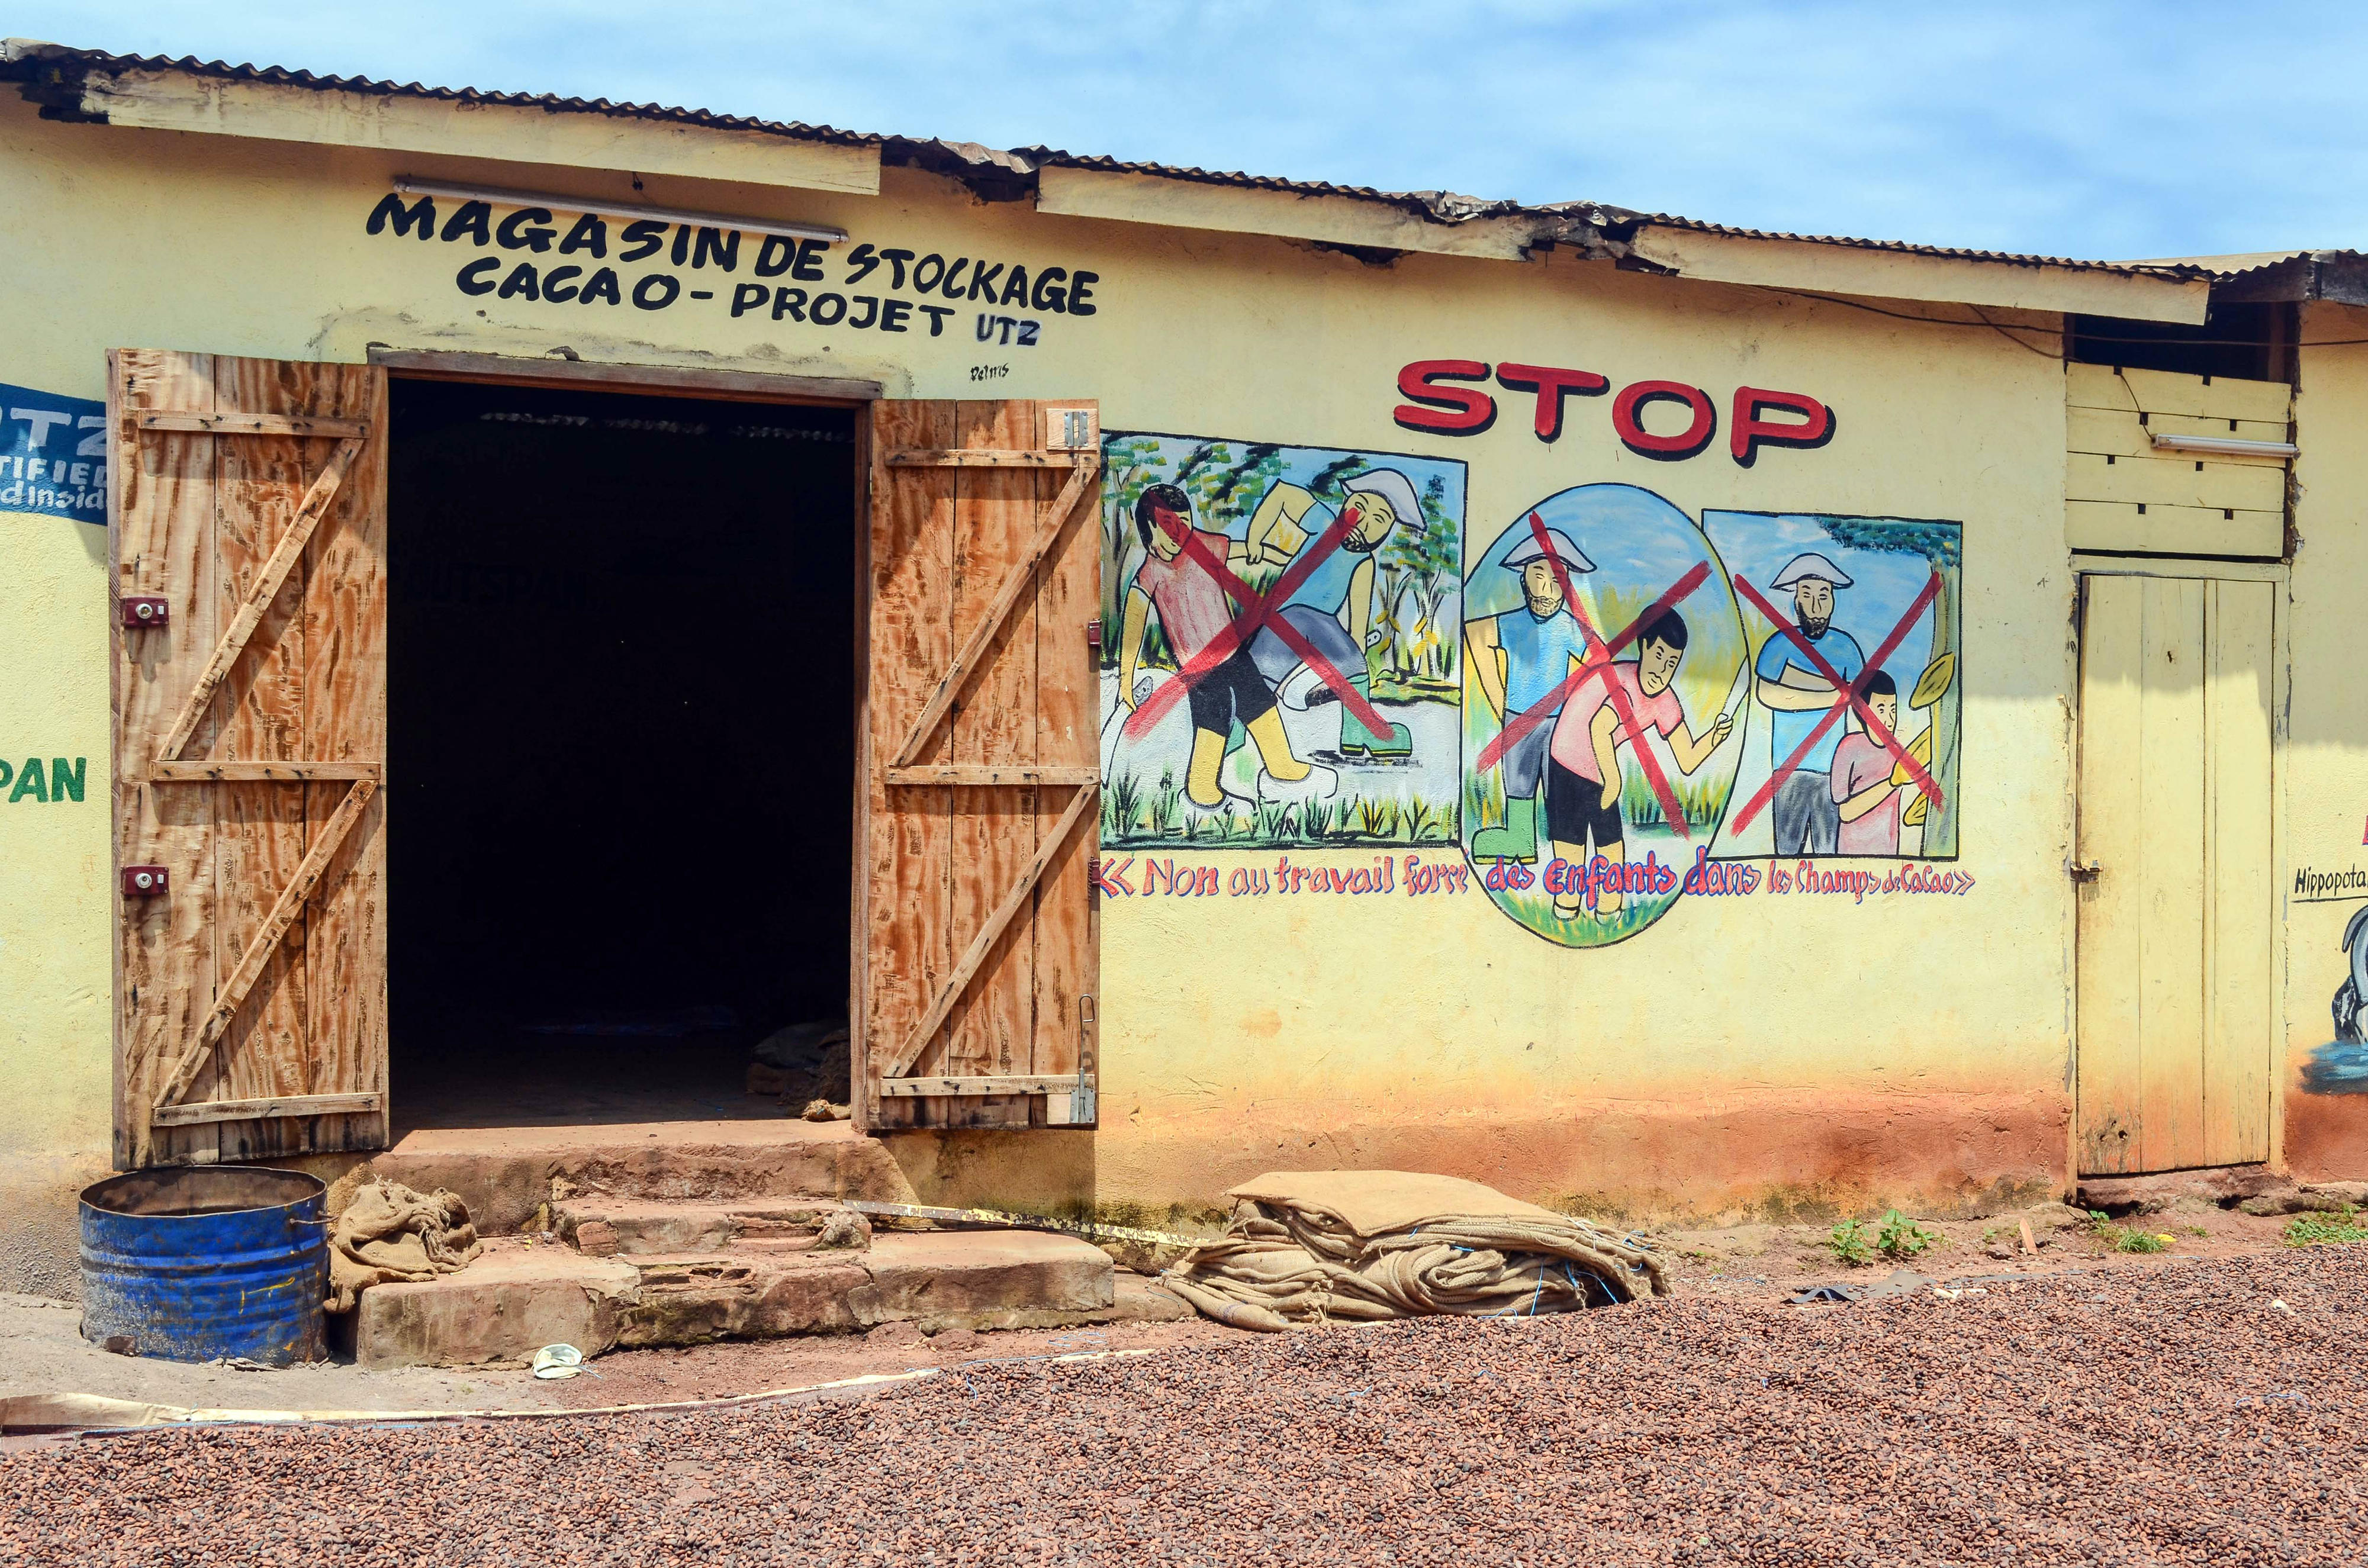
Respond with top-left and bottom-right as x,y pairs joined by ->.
1829,731 -> 1902,855
1130,529 -> 1237,662
1547,659 -> 1685,782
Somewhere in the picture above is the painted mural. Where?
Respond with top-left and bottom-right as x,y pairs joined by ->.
1704,512 -> 1963,863
1460,485 -> 1747,947
2303,903 -> 2368,1093
1097,432 -> 1465,848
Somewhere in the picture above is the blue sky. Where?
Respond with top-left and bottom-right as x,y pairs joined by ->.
12,2 -> 2361,260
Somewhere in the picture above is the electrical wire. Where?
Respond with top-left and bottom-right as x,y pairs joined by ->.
1767,287 -> 2368,351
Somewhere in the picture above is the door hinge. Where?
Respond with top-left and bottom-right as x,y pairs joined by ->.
1085,617 -> 1102,649
2067,859 -> 2102,883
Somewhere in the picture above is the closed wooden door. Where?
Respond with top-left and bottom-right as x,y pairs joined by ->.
2074,572 -> 2274,1174
860,400 -> 1101,1130
111,350 -> 389,1167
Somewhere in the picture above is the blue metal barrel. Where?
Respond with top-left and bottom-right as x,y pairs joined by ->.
80,1166 -> 328,1366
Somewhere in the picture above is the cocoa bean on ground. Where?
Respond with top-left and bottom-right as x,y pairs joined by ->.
5,1247 -> 2365,1566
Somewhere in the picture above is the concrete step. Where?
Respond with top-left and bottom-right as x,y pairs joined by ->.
365,1117 -> 917,1235
353,1229 -> 1151,1368
353,1241 -> 639,1371
556,1196 -> 862,1258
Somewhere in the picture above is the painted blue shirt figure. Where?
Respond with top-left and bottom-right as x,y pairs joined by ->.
1751,551 -> 1865,857
1463,526 -> 1596,864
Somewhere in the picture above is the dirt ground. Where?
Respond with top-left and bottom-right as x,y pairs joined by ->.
0,1195 -> 2322,1421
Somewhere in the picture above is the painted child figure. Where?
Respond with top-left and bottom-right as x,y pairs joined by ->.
1118,484 -> 1328,814
1830,669 -> 1916,855
1543,608 -> 1733,920
1463,527 -> 1595,862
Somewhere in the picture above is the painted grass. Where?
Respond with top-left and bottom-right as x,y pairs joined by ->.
1101,769 -> 1458,849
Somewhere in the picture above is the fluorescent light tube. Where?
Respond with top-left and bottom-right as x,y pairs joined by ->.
2147,432 -> 2298,459
390,176 -> 847,243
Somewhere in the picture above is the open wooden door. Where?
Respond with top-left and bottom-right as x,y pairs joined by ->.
111,350 -> 389,1167
861,399 -> 1101,1130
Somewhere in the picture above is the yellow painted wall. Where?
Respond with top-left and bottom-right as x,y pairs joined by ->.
2283,304 -> 2368,1174
0,92 -> 2112,1290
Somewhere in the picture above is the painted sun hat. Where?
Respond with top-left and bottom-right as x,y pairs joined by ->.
1769,551 -> 1854,590
1341,468 -> 1427,534
1501,526 -> 1595,573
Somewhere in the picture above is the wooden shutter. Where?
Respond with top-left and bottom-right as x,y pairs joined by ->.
860,400 -> 1101,1130
111,351 -> 389,1167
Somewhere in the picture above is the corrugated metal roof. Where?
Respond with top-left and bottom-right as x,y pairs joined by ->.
2115,251 -> 2312,278
0,40 -> 877,144
0,40 -> 2297,281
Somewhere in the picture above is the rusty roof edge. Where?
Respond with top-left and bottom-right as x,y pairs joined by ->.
0,40 -> 2304,285
0,39 -> 882,146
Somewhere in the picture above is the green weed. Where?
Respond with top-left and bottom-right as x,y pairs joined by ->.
1827,1217 -> 1877,1267
2285,1207 -> 2368,1247
2086,1211 -> 2173,1253
1876,1209 -> 1940,1261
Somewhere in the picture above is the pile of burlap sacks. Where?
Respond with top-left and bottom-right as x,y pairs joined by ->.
1161,1170 -> 1669,1331
326,1180 -> 483,1312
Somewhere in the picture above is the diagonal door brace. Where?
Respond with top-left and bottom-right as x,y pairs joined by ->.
154,435 -> 363,764
890,455 -> 1100,769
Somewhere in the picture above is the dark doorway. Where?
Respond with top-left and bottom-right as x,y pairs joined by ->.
387,378 -> 858,1126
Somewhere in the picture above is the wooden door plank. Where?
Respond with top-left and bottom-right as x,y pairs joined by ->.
152,1091 -> 381,1126
2135,577 -> 2208,1173
156,777 -> 378,1113
154,437 -> 359,764
138,412 -> 368,439
112,349 -> 223,1168
884,449 -> 1081,468
886,765 -> 1096,786
889,781 -> 1098,1078
2076,575 -> 2146,1176
864,401 -> 958,1129
2065,363 -> 2292,422
2064,501 -> 2283,558
147,761 -> 380,782
208,358 -> 320,1158
890,456 -> 1098,768
2203,579 -> 2276,1165
1032,417 -> 1099,1101
2064,452 -> 2286,512
942,400 -> 1040,1121
2065,405 -> 2292,461
297,363 -> 390,1156
875,1075 -> 1080,1098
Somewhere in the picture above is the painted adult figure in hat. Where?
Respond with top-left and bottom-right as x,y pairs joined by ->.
1462,526 -> 1596,862
1234,468 -> 1428,768
1752,551 -> 1865,857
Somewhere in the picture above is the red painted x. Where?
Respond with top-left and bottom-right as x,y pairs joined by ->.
1727,571 -> 1946,836
1120,505 -> 1393,741
1473,511 -> 1709,841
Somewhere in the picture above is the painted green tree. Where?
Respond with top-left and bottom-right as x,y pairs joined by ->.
1819,516 -> 1962,857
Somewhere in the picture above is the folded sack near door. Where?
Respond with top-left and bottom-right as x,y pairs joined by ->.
1160,1170 -> 1670,1332
327,1179 -> 485,1313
